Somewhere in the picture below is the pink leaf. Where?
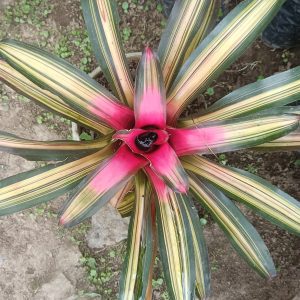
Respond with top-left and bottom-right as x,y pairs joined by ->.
60,145 -> 147,226
168,126 -> 223,156
90,95 -> 134,130
145,143 -> 189,193
134,47 -> 166,129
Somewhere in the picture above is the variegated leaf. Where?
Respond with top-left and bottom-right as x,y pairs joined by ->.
81,0 -> 134,106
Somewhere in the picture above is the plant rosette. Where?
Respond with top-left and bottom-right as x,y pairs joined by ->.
0,0 -> 300,299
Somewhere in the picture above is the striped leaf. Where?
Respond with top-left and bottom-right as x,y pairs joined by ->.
81,0 -> 134,107
189,174 -> 276,278
166,0 -> 285,124
0,59 -> 109,134
179,66 -> 300,127
0,131 -> 110,161
145,143 -> 189,193
116,192 -> 135,217
113,128 -> 188,192
0,146 -> 112,216
60,145 -> 147,227
119,173 -> 154,299
147,168 -> 195,300
169,114 -> 299,156
178,190 -> 210,299
158,0 -> 219,90
134,47 -> 166,129
110,179 -> 134,208
182,156 -> 300,235
254,129 -> 300,151
0,39 -> 134,131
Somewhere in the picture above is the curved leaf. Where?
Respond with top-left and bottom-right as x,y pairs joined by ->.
169,114 -> 299,156
81,0 -> 134,106
254,129 -> 300,151
0,146 -> 112,216
158,0 -> 219,90
145,143 -> 189,193
119,173 -> 154,299
60,145 -> 147,227
0,39 -> 134,131
0,59 -> 109,133
0,131 -> 110,161
166,0 -> 285,124
180,66 -> 300,126
134,47 -> 166,129
178,190 -> 210,299
147,168 -> 195,300
189,174 -> 276,278
182,156 -> 300,235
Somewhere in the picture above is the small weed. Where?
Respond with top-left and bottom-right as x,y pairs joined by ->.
121,2 -> 129,13
244,163 -> 258,174
294,159 -> 300,167
156,3 -> 164,13
122,27 -> 132,41
217,154 -> 228,165
200,217 -> 208,226
152,277 -> 164,289
205,87 -> 215,96
17,95 -> 30,103
257,74 -> 264,81
281,50 -> 294,64
80,132 -> 93,141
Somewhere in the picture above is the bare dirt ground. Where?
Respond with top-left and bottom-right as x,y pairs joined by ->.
0,0 -> 299,299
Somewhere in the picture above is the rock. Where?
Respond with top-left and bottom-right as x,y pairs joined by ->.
0,213 -> 89,299
87,204 -> 130,249
33,273 -> 75,300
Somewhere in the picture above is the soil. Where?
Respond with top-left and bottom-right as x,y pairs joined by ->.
0,1 -> 299,300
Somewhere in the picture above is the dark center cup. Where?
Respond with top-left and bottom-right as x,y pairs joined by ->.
135,131 -> 158,152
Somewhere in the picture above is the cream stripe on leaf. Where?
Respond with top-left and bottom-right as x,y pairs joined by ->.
81,0 -> 134,107
116,192 -> 135,217
190,174 -> 276,278
167,0 -> 286,124
254,129 -> 300,151
177,192 -> 210,299
180,66 -> 300,127
0,131 -> 110,161
182,156 -> 300,235
0,146 -> 112,216
158,0 -> 219,91
0,59 -> 111,134
119,174 -> 154,299
170,114 -> 299,156
0,40 -> 134,131
155,190 -> 195,300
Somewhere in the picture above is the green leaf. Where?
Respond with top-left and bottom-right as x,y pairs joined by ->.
81,0 -> 134,107
190,174 -> 276,278
0,147 -> 112,216
178,192 -> 210,299
154,188 -> 195,299
167,0 -> 286,124
0,39 -> 134,132
254,129 -> 300,151
119,173 -> 154,299
158,0 -> 219,90
182,156 -> 300,235
0,59 -> 111,133
180,66 -> 300,127
170,114 -> 299,156
0,131 -> 110,161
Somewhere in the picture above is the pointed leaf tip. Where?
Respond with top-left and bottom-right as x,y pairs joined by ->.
134,47 -> 166,129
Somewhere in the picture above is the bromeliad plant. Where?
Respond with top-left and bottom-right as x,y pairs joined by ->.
0,0 -> 300,299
